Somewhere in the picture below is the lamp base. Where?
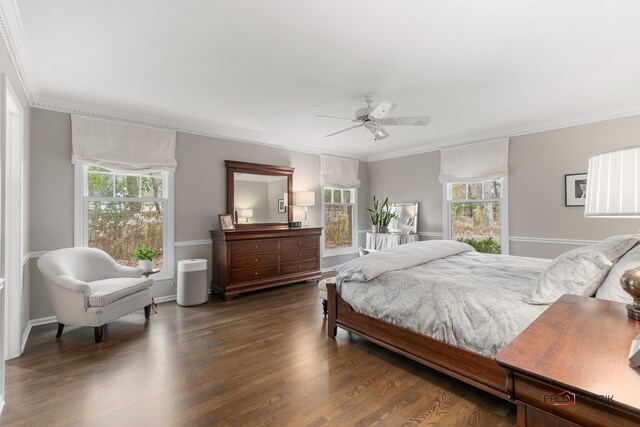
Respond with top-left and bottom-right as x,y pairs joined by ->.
627,304 -> 640,321
621,267 -> 640,322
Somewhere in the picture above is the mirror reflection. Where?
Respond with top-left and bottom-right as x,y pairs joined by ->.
387,202 -> 419,234
234,173 -> 288,223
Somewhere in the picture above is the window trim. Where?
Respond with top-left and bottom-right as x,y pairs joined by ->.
443,177 -> 509,255
74,165 -> 175,281
321,187 -> 358,257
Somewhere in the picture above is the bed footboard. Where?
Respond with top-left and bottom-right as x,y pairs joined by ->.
326,281 -> 511,400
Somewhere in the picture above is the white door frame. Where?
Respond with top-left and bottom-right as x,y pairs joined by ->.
3,74 -> 24,361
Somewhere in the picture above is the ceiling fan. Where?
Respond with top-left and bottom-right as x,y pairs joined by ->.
317,94 -> 431,141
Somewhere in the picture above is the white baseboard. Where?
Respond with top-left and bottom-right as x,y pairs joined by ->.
154,294 -> 177,304
20,323 -> 32,353
0,399 -> 4,415
320,267 -> 335,273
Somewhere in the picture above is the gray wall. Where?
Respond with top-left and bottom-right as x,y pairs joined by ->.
29,108 -> 368,320
368,115 -> 640,258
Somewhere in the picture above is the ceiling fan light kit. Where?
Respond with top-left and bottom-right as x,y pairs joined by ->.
317,94 -> 431,142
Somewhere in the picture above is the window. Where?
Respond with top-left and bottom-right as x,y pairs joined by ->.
75,165 -> 174,279
444,178 -> 508,254
322,187 -> 357,256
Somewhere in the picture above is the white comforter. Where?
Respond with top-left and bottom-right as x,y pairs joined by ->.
336,242 -> 550,357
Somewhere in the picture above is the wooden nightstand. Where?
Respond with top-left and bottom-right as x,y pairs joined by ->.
496,295 -> 640,426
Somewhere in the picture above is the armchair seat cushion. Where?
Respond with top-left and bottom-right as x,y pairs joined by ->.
88,277 -> 153,307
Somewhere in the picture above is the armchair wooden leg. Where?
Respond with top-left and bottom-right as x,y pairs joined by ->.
56,323 -> 64,339
322,300 -> 328,318
94,325 -> 104,343
144,304 -> 151,319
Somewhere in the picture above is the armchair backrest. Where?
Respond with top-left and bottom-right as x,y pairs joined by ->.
38,247 -> 124,283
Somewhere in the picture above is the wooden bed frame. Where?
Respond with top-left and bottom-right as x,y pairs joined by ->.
326,282 -> 513,401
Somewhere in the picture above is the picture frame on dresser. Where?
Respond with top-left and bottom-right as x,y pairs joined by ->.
218,214 -> 235,230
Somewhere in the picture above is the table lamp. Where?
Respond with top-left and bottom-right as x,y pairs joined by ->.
584,146 -> 640,320
295,191 -> 315,227
239,209 -> 253,223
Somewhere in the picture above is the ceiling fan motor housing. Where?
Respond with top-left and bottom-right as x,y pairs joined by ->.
355,106 -> 375,121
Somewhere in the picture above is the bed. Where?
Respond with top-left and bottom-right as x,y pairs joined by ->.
326,237 -> 639,400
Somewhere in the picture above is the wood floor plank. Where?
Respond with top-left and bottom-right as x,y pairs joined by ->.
1,282 -> 515,426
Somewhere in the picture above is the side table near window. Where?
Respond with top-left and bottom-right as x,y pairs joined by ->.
496,295 -> 640,426
142,269 -> 160,313
365,232 -> 419,250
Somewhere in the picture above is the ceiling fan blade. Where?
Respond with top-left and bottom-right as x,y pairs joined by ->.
380,116 -> 431,126
368,101 -> 398,120
316,115 -> 359,122
325,123 -> 363,137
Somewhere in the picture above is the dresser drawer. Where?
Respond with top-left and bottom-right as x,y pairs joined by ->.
280,259 -> 319,276
231,252 -> 278,269
230,239 -> 278,256
280,248 -> 318,263
231,265 -> 279,283
280,236 -> 318,251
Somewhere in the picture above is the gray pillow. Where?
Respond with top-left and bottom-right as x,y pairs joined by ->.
526,235 -> 639,305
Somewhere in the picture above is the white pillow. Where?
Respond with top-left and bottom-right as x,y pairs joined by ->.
596,244 -> 640,304
358,247 -> 377,257
526,235 -> 639,305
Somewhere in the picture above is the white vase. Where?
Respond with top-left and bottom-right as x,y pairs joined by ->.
138,259 -> 154,272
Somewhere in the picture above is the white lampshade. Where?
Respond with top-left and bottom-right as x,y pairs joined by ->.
295,191 -> 315,206
239,209 -> 254,218
585,146 -> 640,218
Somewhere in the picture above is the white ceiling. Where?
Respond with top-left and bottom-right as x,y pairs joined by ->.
11,0 -> 640,160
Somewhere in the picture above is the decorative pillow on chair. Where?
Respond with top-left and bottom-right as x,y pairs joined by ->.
526,235 -> 639,305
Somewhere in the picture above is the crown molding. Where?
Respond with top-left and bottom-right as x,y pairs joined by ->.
0,0 -> 39,103
32,96 -> 368,162
367,104 -> 640,162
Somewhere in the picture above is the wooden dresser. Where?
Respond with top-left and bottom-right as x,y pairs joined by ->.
496,295 -> 640,427
210,227 -> 322,301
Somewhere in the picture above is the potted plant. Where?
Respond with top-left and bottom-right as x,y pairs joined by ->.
368,196 -> 398,233
133,244 -> 159,272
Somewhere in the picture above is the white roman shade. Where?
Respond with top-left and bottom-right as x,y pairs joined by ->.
439,139 -> 509,183
585,146 -> 640,218
320,155 -> 361,188
71,115 -> 177,173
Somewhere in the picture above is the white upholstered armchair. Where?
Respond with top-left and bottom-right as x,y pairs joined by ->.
37,247 -> 153,343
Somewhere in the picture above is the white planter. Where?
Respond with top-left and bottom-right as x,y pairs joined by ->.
138,259 -> 154,272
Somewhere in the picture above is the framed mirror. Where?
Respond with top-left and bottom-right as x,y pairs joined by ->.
387,202 -> 419,234
225,160 -> 293,229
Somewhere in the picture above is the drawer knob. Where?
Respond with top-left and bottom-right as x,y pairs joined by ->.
298,241 -> 302,246
255,245 -> 258,249
298,265 -> 302,269
254,272 -> 259,276
255,258 -> 258,262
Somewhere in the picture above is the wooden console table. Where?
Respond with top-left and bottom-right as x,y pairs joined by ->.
496,295 -> 640,426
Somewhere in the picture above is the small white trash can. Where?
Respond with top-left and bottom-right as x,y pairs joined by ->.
177,259 -> 208,306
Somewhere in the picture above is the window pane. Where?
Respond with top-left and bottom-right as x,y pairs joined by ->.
333,189 -> 342,203
468,183 -> 482,199
450,201 -> 501,254
325,205 -> 352,249
483,179 -> 501,199
324,188 -> 332,203
88,172 -> 114,197
88,201 -> 164,268
344,189 -> 351,203
116,175 -> 140,198
141,176 -> 163,198
451,183 -> 466,200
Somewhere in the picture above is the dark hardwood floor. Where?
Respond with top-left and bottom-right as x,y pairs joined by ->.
1,282 -> 516,426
